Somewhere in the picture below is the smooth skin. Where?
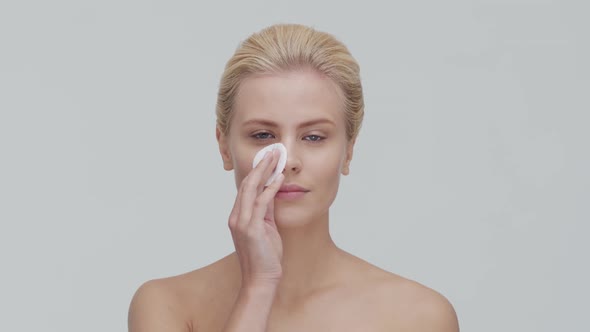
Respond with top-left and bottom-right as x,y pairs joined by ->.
128,69 -> 459,332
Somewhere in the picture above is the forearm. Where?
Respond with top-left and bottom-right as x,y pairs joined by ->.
222,283 -> 278,332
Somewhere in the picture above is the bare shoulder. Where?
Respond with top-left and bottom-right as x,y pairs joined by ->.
340,252 -> 459,331
373,271 -> 459,332
128,253 -> 240,332
128,277 -> 192,332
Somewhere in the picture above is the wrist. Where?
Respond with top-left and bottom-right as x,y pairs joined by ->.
241,280 -> 280,295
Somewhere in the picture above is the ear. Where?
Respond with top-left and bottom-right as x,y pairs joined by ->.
341,138 -> 356,176
216,126 -> 234,171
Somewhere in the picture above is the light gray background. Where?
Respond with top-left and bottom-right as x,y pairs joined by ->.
1,0 -> 588,331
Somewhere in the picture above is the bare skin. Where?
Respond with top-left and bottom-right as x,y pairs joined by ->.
128,70 -> 459,332
128,251 -> 458,332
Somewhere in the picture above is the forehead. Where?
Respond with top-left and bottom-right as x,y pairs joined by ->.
232,70 -> 345,127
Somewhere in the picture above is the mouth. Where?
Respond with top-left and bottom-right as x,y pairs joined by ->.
278,183 -> 309,193
276,183 -> 309,199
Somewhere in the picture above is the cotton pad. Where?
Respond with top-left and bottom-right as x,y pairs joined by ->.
252,143 -> 287,186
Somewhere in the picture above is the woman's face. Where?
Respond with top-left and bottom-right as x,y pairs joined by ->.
217,69 -> 355,227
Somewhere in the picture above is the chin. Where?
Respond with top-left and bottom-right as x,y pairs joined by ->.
274,210 -> 309,228
273,204 -> 327,229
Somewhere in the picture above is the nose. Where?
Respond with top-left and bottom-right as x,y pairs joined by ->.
281,141 -> 302,174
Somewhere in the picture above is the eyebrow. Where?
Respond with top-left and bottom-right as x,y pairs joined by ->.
241,118 -> 336,128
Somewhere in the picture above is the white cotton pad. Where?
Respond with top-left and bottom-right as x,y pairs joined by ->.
252,143 -> 287,186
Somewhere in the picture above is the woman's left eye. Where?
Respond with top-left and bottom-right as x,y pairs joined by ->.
304,135 -> 324,142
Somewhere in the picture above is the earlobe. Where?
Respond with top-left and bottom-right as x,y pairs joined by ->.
341,166 -> 350,176
216,126 -> 234,171
341,138 -> 355,176
341,158 -> 351,175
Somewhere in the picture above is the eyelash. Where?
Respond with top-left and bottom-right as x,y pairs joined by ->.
251,132 -> 325,142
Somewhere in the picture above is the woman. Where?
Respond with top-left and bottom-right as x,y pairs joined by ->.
128,23 -> 459,332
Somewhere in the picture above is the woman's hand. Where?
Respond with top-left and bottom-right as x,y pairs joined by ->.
228,149 -> 285,288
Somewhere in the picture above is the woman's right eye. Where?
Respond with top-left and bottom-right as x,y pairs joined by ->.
252,132 -> 275,140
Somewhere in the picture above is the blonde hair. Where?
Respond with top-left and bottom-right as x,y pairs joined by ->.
216,23 -> 364,141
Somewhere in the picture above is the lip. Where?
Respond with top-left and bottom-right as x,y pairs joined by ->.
276,183 -> 309,200
278,184 -> 310,193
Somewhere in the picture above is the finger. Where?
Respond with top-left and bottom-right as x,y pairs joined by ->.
251,173 -> 284,227
253,149 -> 281,188
238,150 -> 279,228
228,185 -> 242,230
230,152 -> 276,230
263,168 -> 284,223
248,150 -> 278,189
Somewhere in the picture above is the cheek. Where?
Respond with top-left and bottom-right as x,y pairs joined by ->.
305,151 -> 343,212
310,150 -> 343,183
231,148 -> 257,187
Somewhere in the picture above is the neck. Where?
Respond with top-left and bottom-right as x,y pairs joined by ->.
273,211 -> 344,305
